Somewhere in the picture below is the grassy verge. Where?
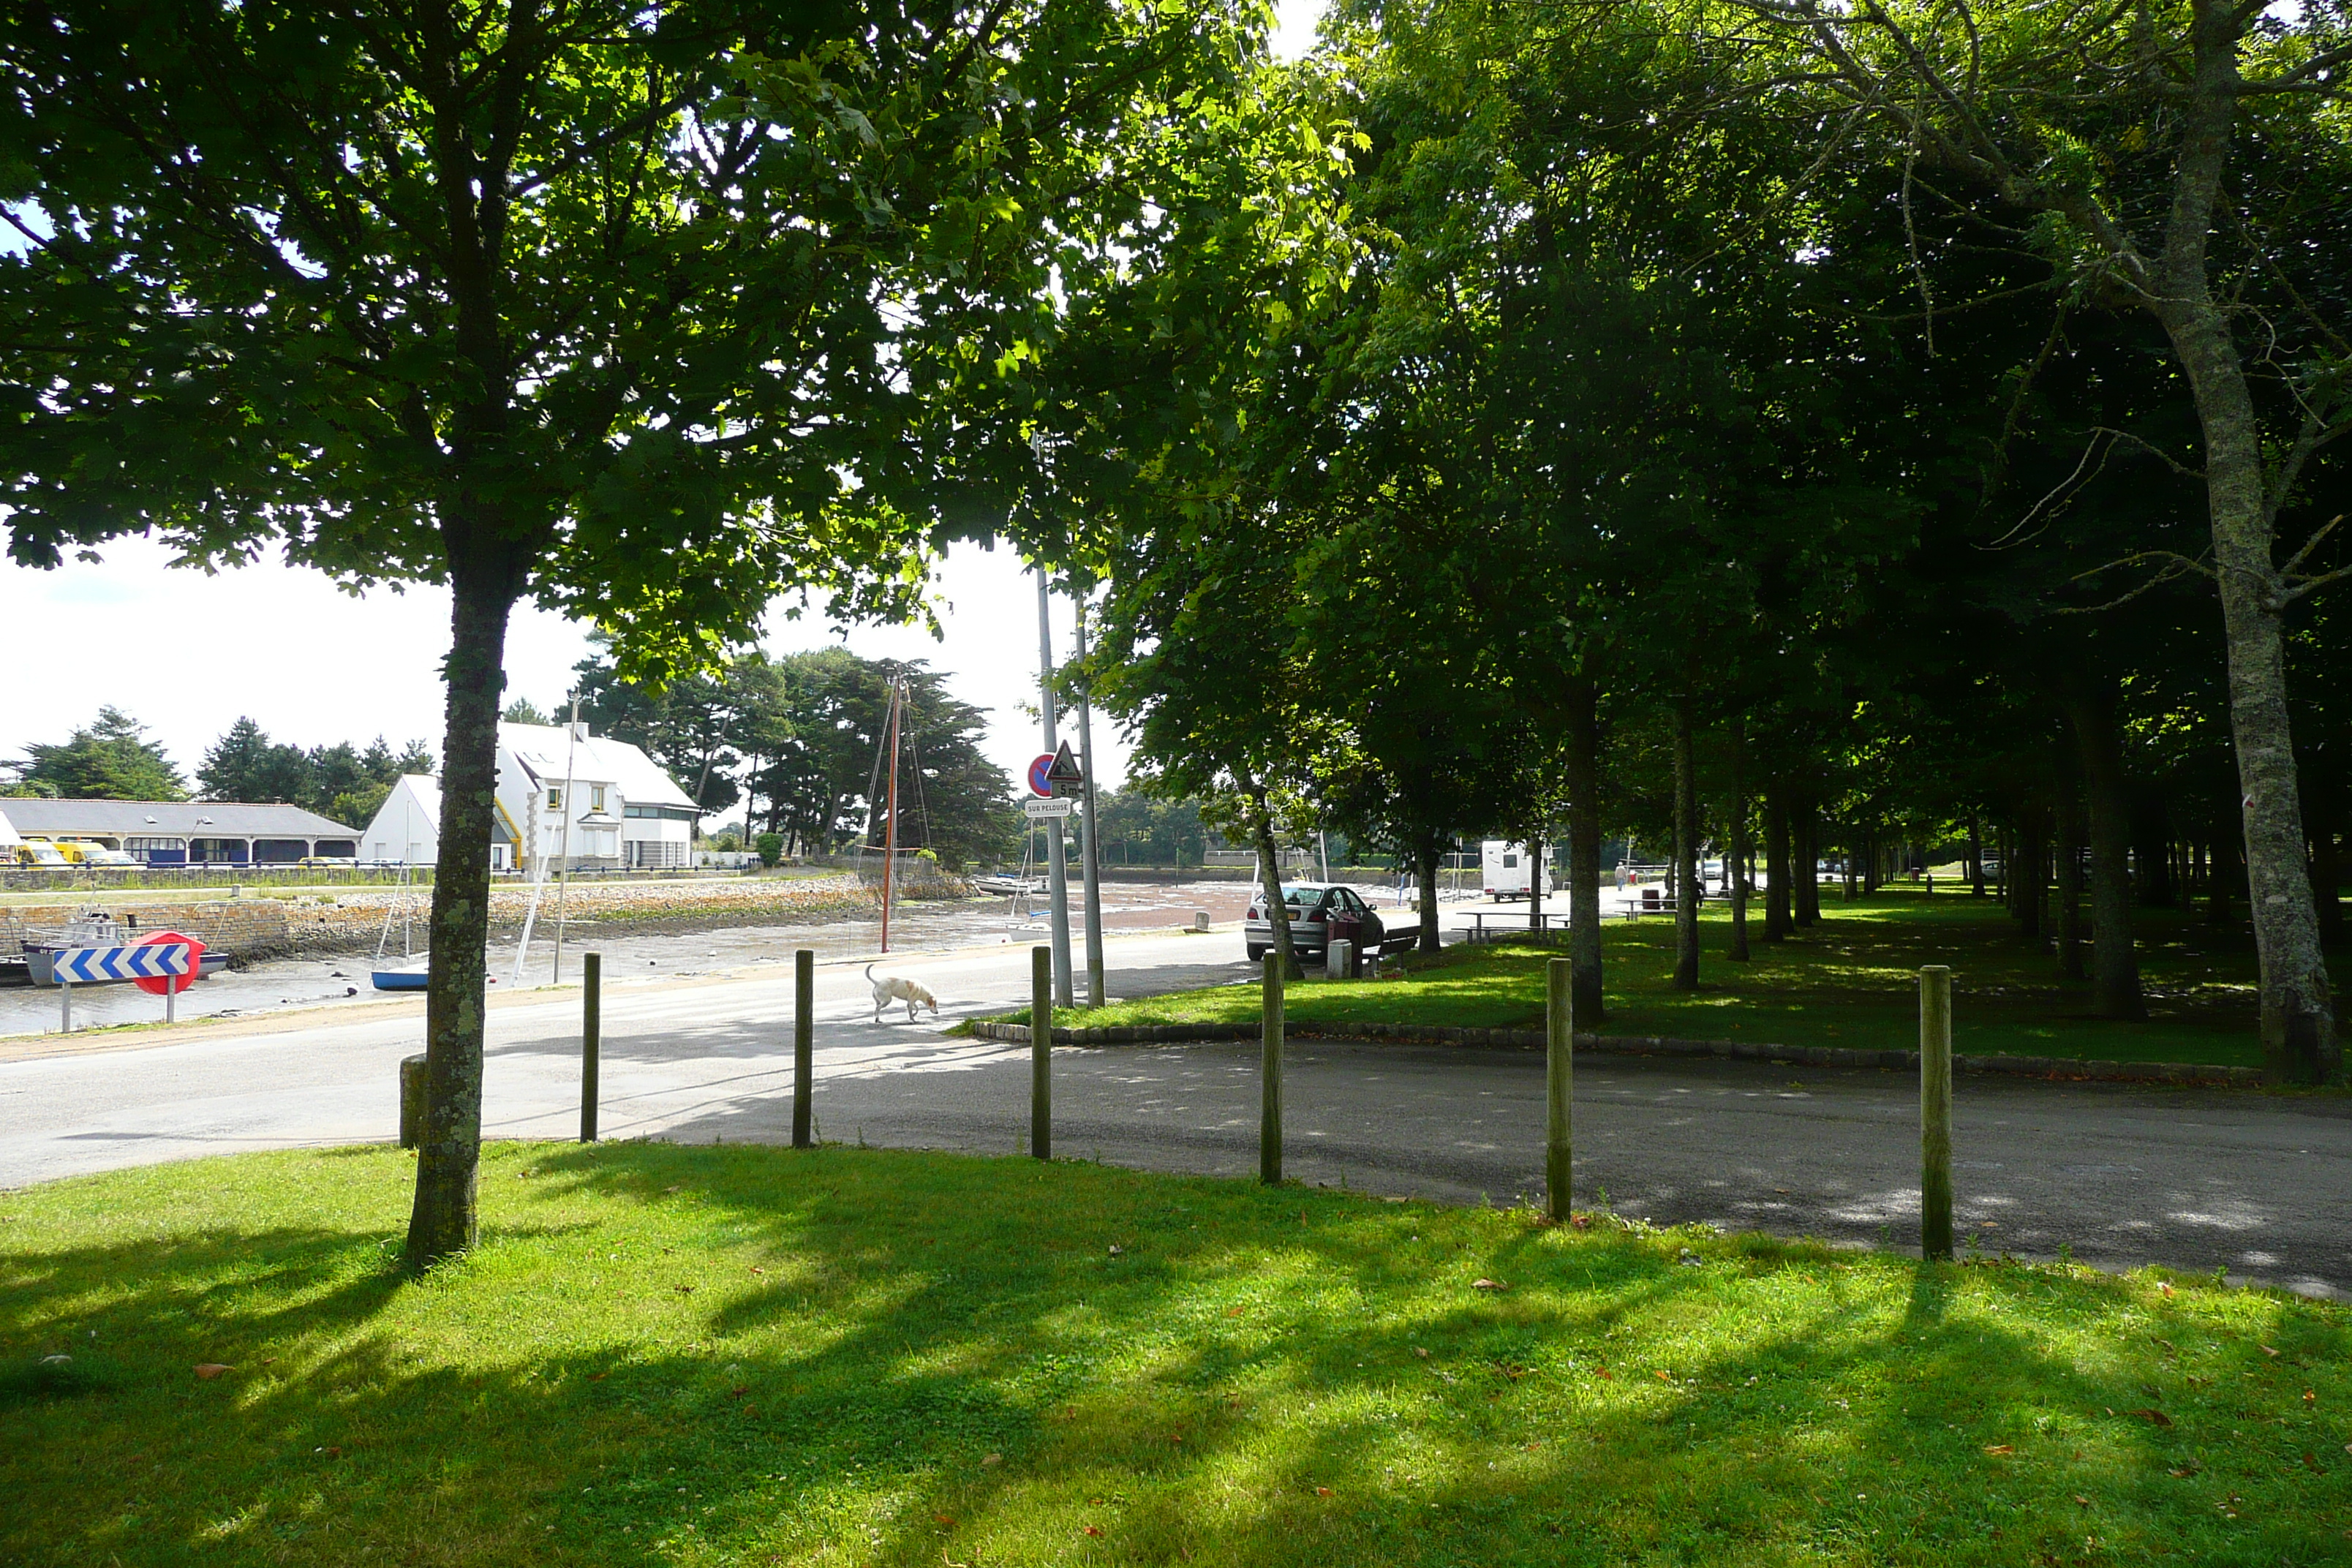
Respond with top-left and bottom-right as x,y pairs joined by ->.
1042,892 -> 2274,1068
6,1144 -> 2349,1565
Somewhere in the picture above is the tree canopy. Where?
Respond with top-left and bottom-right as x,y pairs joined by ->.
7,707 -> 186,800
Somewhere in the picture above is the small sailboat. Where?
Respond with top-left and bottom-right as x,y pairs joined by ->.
371,863 -> 429,991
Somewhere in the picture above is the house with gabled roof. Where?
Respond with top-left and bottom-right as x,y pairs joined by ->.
358,723 -> 698,871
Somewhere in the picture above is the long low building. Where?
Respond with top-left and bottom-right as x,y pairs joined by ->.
0,799 -> 361,864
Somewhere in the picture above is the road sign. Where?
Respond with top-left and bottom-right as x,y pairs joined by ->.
53,941 -> 196,984
1046,742 -> 1084,792
133,931 -> 206,996
1027,753 -> 1057,798
1023,797 -> 1075,818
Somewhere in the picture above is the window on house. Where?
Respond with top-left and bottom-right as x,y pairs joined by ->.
546,788 -> 562,810
591,785 -> 606,812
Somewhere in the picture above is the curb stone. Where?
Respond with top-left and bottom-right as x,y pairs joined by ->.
965,1019 -> 2261,1088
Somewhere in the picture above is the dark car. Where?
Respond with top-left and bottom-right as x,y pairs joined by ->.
1245,882 -> 1386,962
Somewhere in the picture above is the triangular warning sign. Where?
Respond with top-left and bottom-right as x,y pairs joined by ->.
1046,741 -> 1084,791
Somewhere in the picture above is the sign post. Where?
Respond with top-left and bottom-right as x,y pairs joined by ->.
1072,603 -> 1107,1008
1033,568 -> 1076,1007
53,941 -> 199,1031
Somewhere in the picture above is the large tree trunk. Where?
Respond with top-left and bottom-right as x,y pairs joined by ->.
1727,720 -> 1751,962
2150,23 -> 2335,1079
405,556 -> 522,1270
2310,771 -> 2342,949
2133,795 -> 2175,907
1564,676 -> 1605,1022
1969,814 -> 1986,898
2013,804 -> 2048,942
2207,834 -> 2238,927
2068,688 -> 2147,1020
1417,834 -> 1443,955
1763,788 -> 1792,941
1527,837 -> 1545,934
1671,702 -> 1699,991
1792,799 -> 1820,926
2056,775 -> 2087,983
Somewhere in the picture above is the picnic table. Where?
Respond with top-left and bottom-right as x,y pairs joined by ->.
1460,910 -> 1571,943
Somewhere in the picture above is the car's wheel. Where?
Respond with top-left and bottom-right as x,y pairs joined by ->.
1245,944 -> 1266,961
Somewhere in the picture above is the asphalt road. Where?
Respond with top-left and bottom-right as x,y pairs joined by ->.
3,926 -> 2347,1297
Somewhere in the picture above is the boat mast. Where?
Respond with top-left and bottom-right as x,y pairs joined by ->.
879,677 -> 903,952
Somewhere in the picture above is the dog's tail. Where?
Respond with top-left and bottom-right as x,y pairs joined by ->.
864,962 -> 877,984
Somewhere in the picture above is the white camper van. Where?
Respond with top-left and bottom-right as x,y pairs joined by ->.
1480,840 -> 1558,901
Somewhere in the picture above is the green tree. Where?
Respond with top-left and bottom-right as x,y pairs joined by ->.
727,649 -> 1017,870
1,0 -> 1262,1264
11,707 -> 185,799
197,717 -> 313,804
1719,1 -> 2351,1079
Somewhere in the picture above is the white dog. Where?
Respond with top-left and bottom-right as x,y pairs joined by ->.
866,963 -> 941,1023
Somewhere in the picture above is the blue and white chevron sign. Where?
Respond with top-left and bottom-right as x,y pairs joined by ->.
53,943 -> 195,984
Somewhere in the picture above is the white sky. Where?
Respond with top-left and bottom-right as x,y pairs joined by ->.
0,536 -> 1121,799
0,0 -> 1327,805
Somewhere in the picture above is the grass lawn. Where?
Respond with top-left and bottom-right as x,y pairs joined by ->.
6,1144 -> 2351,1565
1042,892 -> 2278,1069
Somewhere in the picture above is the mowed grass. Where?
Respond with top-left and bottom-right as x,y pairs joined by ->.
7,1144 -> 2351,1566
1047,892 -> 2274,1068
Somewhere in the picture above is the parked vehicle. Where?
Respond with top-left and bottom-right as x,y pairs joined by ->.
50,840 -> 137,867
1480,840 -> 1558,901
1245,882 -> 1387,961
9,842 -> 70,868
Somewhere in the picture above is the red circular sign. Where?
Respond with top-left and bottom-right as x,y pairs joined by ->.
1027,753 -> 1056,797
132,931 -> 206,996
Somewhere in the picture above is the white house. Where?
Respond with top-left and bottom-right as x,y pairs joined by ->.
358,723 -> 700,871
360,775 -> 448,867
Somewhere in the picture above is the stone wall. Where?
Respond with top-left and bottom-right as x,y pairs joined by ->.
0,900 -> 295,959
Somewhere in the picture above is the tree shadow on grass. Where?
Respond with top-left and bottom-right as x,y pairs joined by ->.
2,1142 -> 2346,1567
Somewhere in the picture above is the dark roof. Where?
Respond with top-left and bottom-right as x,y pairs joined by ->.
0,800 -> 359,837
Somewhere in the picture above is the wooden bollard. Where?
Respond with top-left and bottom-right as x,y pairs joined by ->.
1030,946 -> 1052,1160
792,949 -> 814,1149
1547,956 -> 1572,1222
1920,965 -> 1954,1261
580,951 -> 600,1143
1261,951 -> 1284,1184
399,1054 -> 427,1149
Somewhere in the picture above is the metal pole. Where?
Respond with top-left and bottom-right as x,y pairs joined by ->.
1030,944 -> 1052,1159
1036,569 -> 1074,1006
793,949 -> 814,1148
580,951 -> 600,1142
1547,957 -> 1573,1221
1920,965 -> 1954,1261
59,976 -> 69,1035
1260,952 -> 1284,1183
1073,598 -> 1105,1007
553,693 -> 580,984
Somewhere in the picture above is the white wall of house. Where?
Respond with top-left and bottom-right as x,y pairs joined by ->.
499,723 -> 698,872
361,776 -> 443,865
355,726 -> 696,871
